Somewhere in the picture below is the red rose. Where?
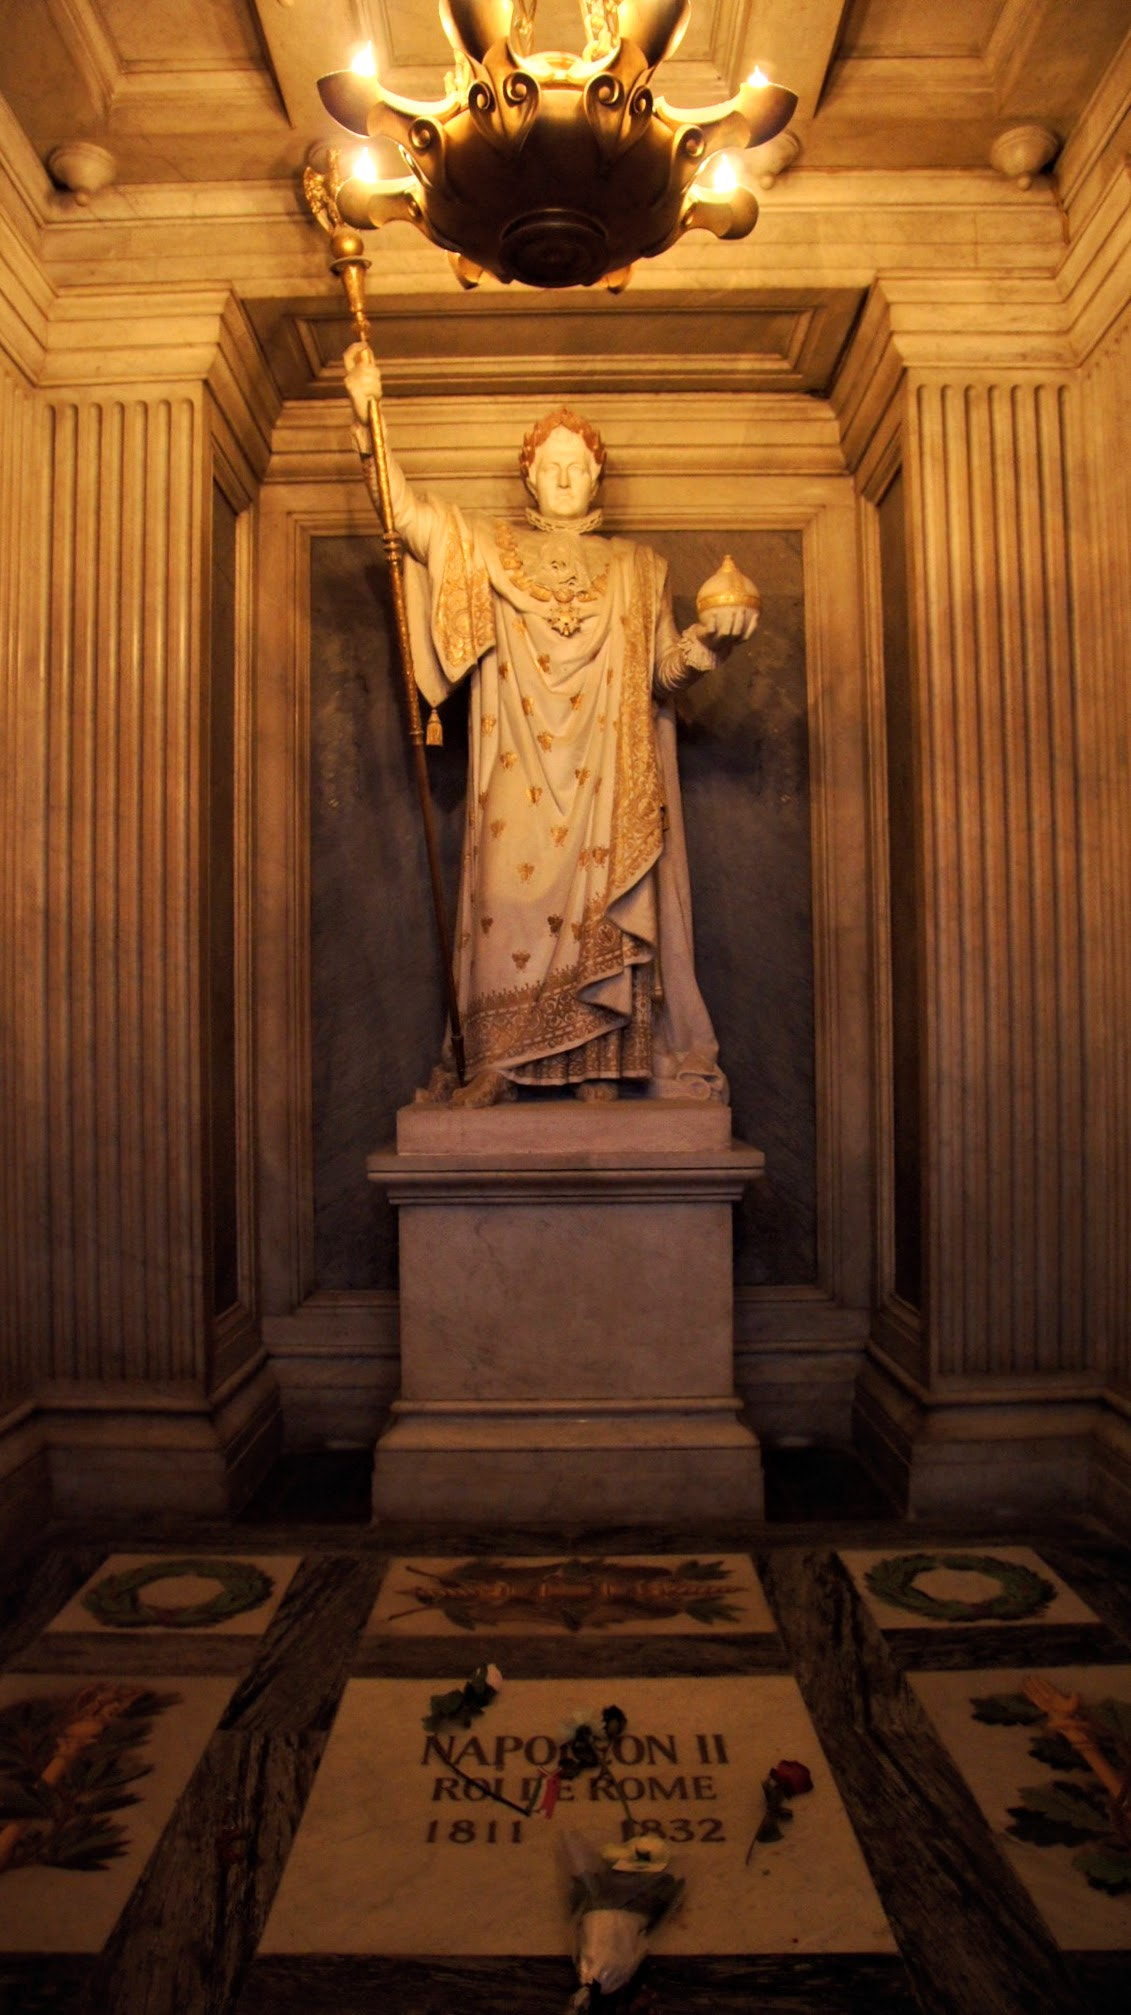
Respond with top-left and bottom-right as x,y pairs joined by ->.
770,1759 -> 813,1797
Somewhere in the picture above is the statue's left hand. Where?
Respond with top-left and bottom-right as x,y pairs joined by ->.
696,604 -> 760,649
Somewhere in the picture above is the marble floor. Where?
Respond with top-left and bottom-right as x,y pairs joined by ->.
0,1455 -> 1129,2014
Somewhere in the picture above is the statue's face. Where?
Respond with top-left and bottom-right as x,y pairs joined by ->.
528,427 -> 599,519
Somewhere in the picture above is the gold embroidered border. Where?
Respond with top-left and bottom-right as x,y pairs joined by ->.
438,523 -> 494,669
464,900 -> 637,1070
608,546 -> 664,901
508,963 -> 653,1084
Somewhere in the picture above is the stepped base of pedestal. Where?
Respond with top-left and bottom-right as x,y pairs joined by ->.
371,1399 -> 764,1523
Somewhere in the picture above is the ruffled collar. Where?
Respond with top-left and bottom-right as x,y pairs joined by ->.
523,506 -> 604,536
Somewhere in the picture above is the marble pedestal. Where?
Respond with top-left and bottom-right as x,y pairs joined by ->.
366,1102 -> 765,1524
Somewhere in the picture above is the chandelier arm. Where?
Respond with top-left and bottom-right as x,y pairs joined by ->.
442,0 -> 513,66
652,86 -> 796,152
318,69 -> 460,139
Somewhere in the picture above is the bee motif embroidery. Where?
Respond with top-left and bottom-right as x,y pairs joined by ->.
490,819 -> 506,839
512,950 -> 531,970
517,863 -> 535,882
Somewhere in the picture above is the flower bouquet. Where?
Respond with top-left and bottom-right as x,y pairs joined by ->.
560,1829 -> 684,2009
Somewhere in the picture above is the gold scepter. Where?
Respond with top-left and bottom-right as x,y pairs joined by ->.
304,159 -> 467,1086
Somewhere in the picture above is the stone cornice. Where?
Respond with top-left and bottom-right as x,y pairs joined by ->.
31,168 -> 1068,302
831,272 -> 1076,475
1059,160 -> 1131,364
266,390 -> 848,489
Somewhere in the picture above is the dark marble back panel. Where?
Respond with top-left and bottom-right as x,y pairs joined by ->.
310,526 -> 814,1290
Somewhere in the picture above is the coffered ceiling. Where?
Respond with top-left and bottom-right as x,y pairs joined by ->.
2,0 -> 1125,183
0,1 -> 1126,401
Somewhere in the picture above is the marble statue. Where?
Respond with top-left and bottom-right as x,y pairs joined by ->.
345,349 -> 760,1108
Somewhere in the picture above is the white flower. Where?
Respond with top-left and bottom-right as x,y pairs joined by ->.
485,1663 -> 503,1693
558,1707 -> 602,1743
603,1835 -> 670,1872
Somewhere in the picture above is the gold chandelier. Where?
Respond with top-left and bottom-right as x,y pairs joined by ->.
314,0 -> 797,291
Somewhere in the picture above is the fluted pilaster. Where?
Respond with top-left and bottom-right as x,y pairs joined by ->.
908,377 -> 1086,1383
41,393 -> 204,1383
0,297 -> 281,1528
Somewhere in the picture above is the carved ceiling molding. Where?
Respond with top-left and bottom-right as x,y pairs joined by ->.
44,0 -> 285,136
45,0 -> 121,120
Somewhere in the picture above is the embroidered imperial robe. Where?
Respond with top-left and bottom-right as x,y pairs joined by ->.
374,469 -> 726,1094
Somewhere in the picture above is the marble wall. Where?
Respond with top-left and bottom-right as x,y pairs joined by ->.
308,526 -> 815,1295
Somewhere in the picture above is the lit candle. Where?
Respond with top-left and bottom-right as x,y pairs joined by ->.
350,42 -> 378,77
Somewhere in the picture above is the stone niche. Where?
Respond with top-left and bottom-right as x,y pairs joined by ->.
309,525 -> 815,1296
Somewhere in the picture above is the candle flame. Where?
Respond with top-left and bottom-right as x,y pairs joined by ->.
747,65 -> 769,88
350,41 -> 378,76
351,147 -> 379,184
711,154 -> 738,194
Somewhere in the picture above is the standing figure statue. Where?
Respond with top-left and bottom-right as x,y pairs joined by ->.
345,350 -> 760,1109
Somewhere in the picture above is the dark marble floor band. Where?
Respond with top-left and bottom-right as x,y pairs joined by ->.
0,1956 -> 91,2015
883,1620 -> 1131,1669
354,1632 -> 791,1679
219,1555 -> 387,1734
8,1633 -> 266,1676
236,1951 -> 921,2014
75,1730 -> 328,2015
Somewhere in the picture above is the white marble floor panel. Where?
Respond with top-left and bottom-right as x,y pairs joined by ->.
911,1664 -> 1131,1950
366,1555 -> 775,1637
0,1672 -> 234,1951
46,1555 -> 302,1636
261,1674 -> 895,1957
840,1547 -> 1097,1631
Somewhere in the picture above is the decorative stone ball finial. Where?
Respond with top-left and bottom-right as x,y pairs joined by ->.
47,141 -> 116,205
745,129 -> 802,191
989,124 -> 1060,191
